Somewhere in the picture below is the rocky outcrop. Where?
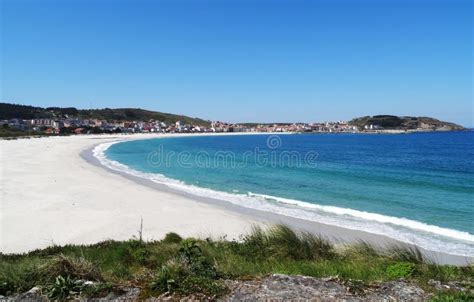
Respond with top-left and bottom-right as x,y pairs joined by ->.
224,274 -> 428,301
349,115 -> 465,131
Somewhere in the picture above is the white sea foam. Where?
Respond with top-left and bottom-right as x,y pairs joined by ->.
92,141 -> 474,257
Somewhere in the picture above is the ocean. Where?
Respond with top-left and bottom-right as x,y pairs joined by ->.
96,132 -> 474,256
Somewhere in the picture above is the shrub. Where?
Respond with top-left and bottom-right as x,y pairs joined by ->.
388,246 -> 424,264
150,265 -> 177,293
111,266 -> 132,279
342,242 -> 380,260
47,275 -> 82,301
0,278 -> 16,296
47,276 -> 112,300
179,239 -> 219,278
0,263 -> 42,294
80,282 -> 113,298
163,232 -> 183,244
386,262 -> 416,279
179,239 -> 204,263
150,239 -> 227,297
151,264 -> 227,297
238,225 -> 335,261
434,265 -> 460,280
40,254 -> 102,282
178,275 -> 228,297
131,247 -> 151,265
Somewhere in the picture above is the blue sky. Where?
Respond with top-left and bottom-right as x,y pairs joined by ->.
1,0 -> 472,125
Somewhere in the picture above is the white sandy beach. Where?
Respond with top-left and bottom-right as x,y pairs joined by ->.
0,134 -> 261,254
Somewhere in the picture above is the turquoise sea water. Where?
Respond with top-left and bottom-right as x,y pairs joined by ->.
100,132 -> 474,256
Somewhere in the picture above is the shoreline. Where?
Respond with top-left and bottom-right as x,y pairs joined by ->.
1,133 -> 472,265
1,127 -> 471,141
84,134 -> 473,265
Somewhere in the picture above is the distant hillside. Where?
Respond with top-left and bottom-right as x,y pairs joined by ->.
0,103 -> 211,126
349,115 -> 465,131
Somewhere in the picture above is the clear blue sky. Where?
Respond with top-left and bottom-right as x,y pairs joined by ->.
1,0 -> 472,126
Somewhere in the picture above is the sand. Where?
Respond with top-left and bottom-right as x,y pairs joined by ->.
0,134 -> 262,254
1,133 -> 472,265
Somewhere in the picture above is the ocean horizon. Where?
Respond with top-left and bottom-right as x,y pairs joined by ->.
98,132 -> 474,257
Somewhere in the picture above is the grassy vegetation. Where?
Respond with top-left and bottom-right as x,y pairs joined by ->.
0,225 -> 472,300
0,125 -> 47,139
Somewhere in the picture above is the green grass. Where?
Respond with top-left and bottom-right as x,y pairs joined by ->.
0,225 -> 472,300
429,291 -> 474,301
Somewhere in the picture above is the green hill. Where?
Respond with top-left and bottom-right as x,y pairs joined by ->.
349,115 -> 464,131
0,103 -> 210,126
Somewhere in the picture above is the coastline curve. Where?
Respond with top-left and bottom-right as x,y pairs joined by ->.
90,137 -> 474,260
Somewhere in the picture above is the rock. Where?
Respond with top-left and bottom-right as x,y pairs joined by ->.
116,287 -> 140,301
223,274 -> 428,302
1,286 -> 47,302
83,287 -> 141,301
83,281 -> 95,286
366,281 -> 426,301
427,279 -> 471,293
224,274 -> 357,301
0,276 -> 444,301
427,279 -> 442,290
27,287 -> 41,295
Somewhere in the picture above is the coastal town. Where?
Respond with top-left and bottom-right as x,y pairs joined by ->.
0,117 -> 359,135
0,103 -> 464,137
